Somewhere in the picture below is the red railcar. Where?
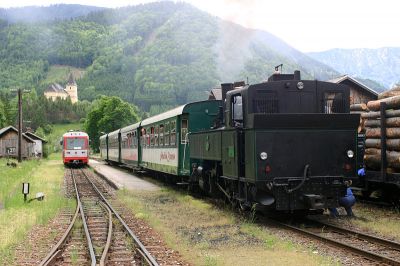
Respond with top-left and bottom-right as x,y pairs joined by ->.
62,131 -> 89,166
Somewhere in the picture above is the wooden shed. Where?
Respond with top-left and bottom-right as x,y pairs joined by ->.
0,126 -> 35,159
24,132 -> 47,157
328,75 -> 378,105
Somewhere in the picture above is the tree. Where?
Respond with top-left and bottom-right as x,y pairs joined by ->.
84,96 -> 139,151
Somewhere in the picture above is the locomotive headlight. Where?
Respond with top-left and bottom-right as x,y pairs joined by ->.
260,152 -> 268,160
347,150 -> 354,158
297,82 -> 304,90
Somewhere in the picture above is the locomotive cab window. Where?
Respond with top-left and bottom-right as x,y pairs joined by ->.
181,119 -> 188,144
231,94 -> 243,127
323,92 -> 345,114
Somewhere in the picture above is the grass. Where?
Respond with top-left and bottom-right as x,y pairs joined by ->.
117,188 -> 338,266
350,204 -> 400,240
40,65 -> 85,86
0,154 -> 74,264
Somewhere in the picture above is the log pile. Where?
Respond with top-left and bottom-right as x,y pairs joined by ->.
362,92 -> 400,170
350,103 -> 369,133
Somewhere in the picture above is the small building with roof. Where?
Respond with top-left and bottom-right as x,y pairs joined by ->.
328,75 -> 378,105
24,132 -> 47,157
44,73 -> 78,103
0,126 -> 35,159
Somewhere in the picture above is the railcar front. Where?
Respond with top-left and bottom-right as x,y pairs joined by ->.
62,131 -> 89,166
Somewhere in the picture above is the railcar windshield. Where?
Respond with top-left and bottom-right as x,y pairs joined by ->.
66,137 -> 86,150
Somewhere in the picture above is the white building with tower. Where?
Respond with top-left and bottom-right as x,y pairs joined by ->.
44,73 -> 78,103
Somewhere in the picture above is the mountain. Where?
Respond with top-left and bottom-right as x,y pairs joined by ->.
0,4 -> 106,23
0,2 -> 339,113
308,48 -> 400,90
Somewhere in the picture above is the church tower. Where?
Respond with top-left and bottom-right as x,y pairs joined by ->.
65,73 -> 78,103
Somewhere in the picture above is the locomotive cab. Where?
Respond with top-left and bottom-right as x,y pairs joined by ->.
216,71 -> 360,211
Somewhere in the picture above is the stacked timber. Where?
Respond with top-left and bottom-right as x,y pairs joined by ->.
350,103 -> 369,133
363,94 -> 400,170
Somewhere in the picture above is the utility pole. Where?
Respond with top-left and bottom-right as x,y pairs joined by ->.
18,88 -> 22,163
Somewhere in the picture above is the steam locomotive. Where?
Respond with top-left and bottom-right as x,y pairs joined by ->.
100,70 -> 360,212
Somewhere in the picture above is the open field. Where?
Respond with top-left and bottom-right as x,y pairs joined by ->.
40,65 -> 85,86
0,153 -> 74,265
117,188 -> 338,266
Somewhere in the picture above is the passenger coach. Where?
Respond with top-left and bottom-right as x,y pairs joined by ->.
139,101 -> 220,177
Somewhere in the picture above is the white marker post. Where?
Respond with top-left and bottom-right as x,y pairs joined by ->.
22,183 -> 30,202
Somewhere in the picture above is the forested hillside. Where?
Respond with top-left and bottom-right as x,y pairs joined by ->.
0,2 -> 339,113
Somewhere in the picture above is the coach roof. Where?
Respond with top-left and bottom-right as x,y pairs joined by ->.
141,105 -> 185,127
120,122 -> 141,133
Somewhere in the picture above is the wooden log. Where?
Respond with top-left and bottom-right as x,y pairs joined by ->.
350,111 -> 368,115
365,139 -> 400,151
350,103 -> 369,112
378,86 -> 400,100
364,151 -> 400,169
365,127 -> 400,138
361,109 -> 400,119
358,117 -> 366,133
367,95 -> 400,111
364,117 -> 400,128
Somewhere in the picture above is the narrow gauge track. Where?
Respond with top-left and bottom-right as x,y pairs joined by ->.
39,168 -> 159,266
274,218 -> 400,265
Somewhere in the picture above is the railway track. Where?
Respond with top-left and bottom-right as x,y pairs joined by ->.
39,168 -> 159,266
274,218 -> 400,265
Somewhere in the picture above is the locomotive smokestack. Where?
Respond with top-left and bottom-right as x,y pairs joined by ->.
294,70 -> 301,80
221,83 -> 234,103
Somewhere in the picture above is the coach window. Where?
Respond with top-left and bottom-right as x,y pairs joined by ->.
170,121 -> 176,146
133,131 -> 137,148
181,119 -> 188,144
155,126 -> 159,147
232,94 -> 243,127
141,129 -> 145,147
164,122 -> 170,146
147,128 -> 150,147
150,127 -> 155,147
159,124 -> 164,146
125,133 -> 130,149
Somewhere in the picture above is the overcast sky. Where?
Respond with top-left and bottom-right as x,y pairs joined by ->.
1,0 -> 399,52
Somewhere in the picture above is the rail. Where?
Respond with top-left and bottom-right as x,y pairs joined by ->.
80,168 -> 159,266
274,218 -> 400,265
